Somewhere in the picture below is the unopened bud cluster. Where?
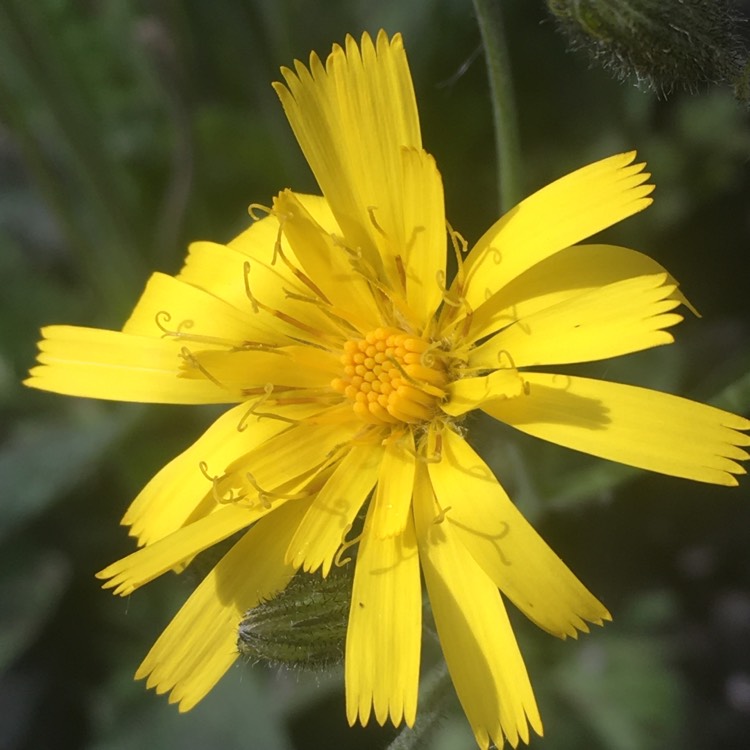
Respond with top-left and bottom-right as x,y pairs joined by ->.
237,565 -> 352,671
547,0 -> 750,97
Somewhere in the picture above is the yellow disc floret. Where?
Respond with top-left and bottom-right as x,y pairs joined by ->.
332,327 -> 448,425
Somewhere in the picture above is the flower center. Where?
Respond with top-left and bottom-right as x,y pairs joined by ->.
331,327 -> 448,425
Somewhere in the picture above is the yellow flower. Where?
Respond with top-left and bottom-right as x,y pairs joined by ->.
25,31 -> 749,749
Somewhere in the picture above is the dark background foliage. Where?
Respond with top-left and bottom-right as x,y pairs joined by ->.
1,1 -> 749,749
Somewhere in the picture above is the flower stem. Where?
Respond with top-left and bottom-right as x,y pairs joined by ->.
472,0 -> 522,213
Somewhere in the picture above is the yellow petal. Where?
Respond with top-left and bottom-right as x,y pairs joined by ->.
345,505 -> 421,728
123,402 -> 325,547
399,148 -> 446,330
184,197 -> 342,312
122,271 -> 273,346
273,189 -> 381,329
135,498 -> 310,711
463,243 -> 695,343
177,240 -> 276,320
429,429 -> 610,637
457,153 -> 653,315
413,466 -> 541,748
369,430 -> 417,538
230,194 -> 342,262
470,273 -> 682,369
218,418 -> 360,500
24,325 -> 233,403
273,31 -> 421,278
484,373 -> 750,485
443,369 -> 527,417
97,504 -> 266,596
181,345 -> 340,391
178,240 -> 341,346
285,440 -> 385,575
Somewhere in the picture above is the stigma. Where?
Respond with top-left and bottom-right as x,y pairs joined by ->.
331,327 -> 448,425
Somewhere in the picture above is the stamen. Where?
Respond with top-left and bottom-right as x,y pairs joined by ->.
433,502 -> 452,525
237,384 -> 273,431
243,261 -> 337,345
272,224 -> 331,303
198,460 -> 213,482
199,462 -> 247,505
179,347 -> 225,388
395,254 -> 407,292
334,525 -> 363,568
496,349 -> 517,370
243,262 -> 260,313
448,222 -> 468,283
156,311 -> 275,352
367,206 -> 387,237
331,236 -> 405,324
244,471 -> 311,507
247,203 -> 272,221
436,223 -> 474,332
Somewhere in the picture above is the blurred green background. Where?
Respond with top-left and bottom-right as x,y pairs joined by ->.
2,1 -> 750,749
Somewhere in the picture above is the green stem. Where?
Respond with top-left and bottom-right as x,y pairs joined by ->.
472,0 -> 522,212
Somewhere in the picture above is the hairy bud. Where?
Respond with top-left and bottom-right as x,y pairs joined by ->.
547,0 -> 750,97
237,565 -> 353,671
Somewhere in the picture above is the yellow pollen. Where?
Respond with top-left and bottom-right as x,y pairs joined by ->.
332,328 -> 447,425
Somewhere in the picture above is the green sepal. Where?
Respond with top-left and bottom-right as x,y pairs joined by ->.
237,564 -> 353,671
547,0 -> 750,98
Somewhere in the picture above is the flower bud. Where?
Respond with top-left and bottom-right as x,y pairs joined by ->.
237,565 -> 353,671
546,0 -> 750,97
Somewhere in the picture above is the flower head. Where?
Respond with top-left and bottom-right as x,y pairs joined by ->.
25,31 -> 750,749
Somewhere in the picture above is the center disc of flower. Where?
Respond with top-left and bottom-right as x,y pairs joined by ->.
332,327 -> 447,425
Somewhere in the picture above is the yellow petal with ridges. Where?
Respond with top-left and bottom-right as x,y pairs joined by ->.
123,402 -> 326,547
135,498 -> 310,711
178,240 -> 340,346
443,369 -> 526,417
177,241 -> 275,320
181,345 -> 340,391
25,326 -> 234,403
218,419 -> 360,500
122,272 -> 273,346
483,373 -> 750,485
285,440 -> 384,575
230,194 -> 340,259
457,153 -> 653,315
345,505 -> 421,728
273,189 -> 381,329
274,31 -> 421,277
97,503 -> 269,596
413,466 -> 541,748
369,430 -> 417,538
470,273 -> 682,369
429,429 -> 610,637
399,148 -> 446,329
463,243 -> 694,343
